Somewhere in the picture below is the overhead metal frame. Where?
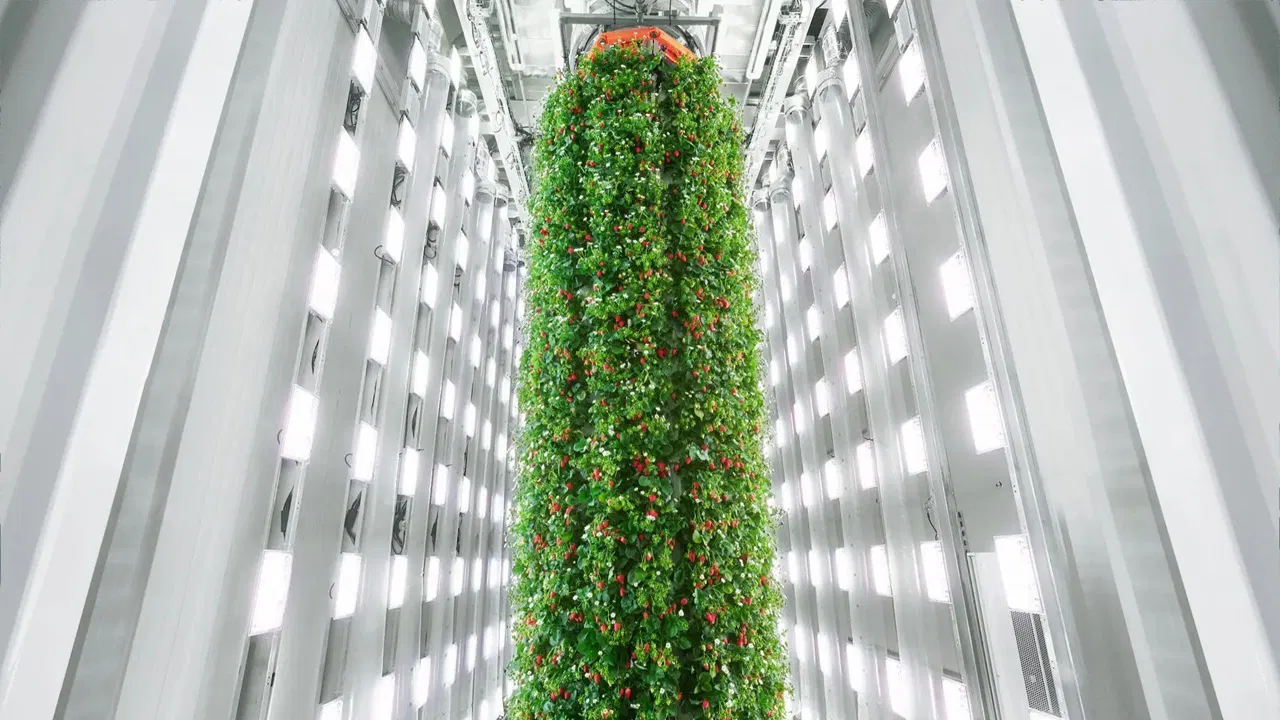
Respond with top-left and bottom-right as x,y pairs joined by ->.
557,11 -> 722,69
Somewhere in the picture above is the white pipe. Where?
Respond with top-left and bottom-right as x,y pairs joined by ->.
747,0 -> 784,80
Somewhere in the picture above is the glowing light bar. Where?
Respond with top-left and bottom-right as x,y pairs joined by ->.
308,249 -> 341,320
384,208 -> 405,264
352,27 -> 377,93
249,550 -> 291,634
333,130 -> 360,198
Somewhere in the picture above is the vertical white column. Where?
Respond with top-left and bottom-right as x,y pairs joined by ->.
0,1 -> 253,717
1012,3 -> 1280,717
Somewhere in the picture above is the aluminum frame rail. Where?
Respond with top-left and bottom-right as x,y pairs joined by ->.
744,0 -> 813,190
449,0 -> 530,213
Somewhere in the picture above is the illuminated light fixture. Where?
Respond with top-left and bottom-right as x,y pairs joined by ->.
884,307 -> 908,365
373,674 -> 396,720
498,375 -> 510,399
467,633 -> 478,670
805,304 -> 822,340
333,130 -> 360,198
919,138 -> 950,202
938,254 -> 977,324
804,58 -> 819,96
469,334 -> 481,369
478,485 -> 489,518
901,416 -> 928,475
485,357 -> 496,387
886,656 -> 911,717
464,402 -> 476,438
441,380 -> 457,419
899,41 -> 926,102
409,37 -> 428,89
319,699 -> 344,720
482,420 -> 493,450
430,185 -> 448,230
449,47 -> 462,87
470,558 -> 483,593
833,264 -> 850,308
368,309 -> 392,366
823,190 -> 838,230
823,457 -> 842,498
799,471 -> 817,508
383,208 -> 405,264
817,631 -> 834,678
398,118 -> 418,169
921,540 -> 951,602
786,550 -> 800,586
995,534 -> 1043,613
794,623 -> 810,663
334,553 -> 361,618
855,129 -> 874,177
966,379 -> 1006,453
489,300 -> 500,329
353,422 -> 378,480
425,556 -> 441,599
431,464 -> 449,506
308,248 -> 341,320
793,400 -> 807,435
457,476 -> 471,513
457,232 -> 470,269
389,555 -> 408,608
450,558 -> 464,597
448,303 -> 462,341
352,27 -> 377,92
845,642 -> 865,691
785,333 -> 798,366
249,550 -> 291,634
440,114 -> 455,157
799,235 -> 813,271
792,177 -> 804,208
411,350 -> 429,396
833,547 -> 853,590
815,121 -> 829,160
413,657 -> 432,707
814,377 -> 831,417
870,544 -> 892,596
421,263 -> 439,307
778,479 -> 793,513
844,349 -> 862,394
399,447 -> 420,495
843,53 -> 861,100
868,212 -> 890,266
281,386 -> 319,462
806,549 -> 825,588
857,440 -> 877,489
443,643 -> 458,686
943,677 -> 973,720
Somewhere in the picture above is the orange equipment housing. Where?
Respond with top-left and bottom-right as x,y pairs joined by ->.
589,26 -> 695,64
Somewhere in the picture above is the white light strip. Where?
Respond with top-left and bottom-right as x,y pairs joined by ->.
383,208 -> 405,264
249,550 -> 291,634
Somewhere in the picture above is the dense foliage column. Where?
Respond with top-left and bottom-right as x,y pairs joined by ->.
508,43 -> 789,720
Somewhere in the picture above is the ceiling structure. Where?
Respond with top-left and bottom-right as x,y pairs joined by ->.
391,0 -> 900,214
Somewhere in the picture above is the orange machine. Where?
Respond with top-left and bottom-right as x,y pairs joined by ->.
589,26 -> 695,64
